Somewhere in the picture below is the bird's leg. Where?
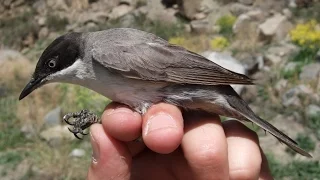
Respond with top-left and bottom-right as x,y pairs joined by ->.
63,109 -> 101,139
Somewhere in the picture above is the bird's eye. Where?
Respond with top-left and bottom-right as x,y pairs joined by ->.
48,59 -> 56,68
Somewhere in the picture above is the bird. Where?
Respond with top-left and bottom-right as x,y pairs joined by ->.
19,28 -> 312,157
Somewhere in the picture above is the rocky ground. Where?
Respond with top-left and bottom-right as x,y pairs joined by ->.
0,0 -> 320,179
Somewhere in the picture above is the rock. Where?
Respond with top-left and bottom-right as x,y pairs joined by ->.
282,8 -> 293,19
282,85 -> 314,107
109,4 -> 134,20
288,0 -> 297,8
275,79 -> 288,94
37,17 -> 46,26
284,62 -> 298,72
238,0 -> 254,5
190,19 -> 211,33
146,0 -> 178,24
229,3 -> 253,16
202,51 -> 247,93
258,14 -> 293,42
20,124 -> 36,139
306,104 -> 320,118
0,49 -> 29,64
234,52 -> 263,74
264,42 -> 300,65
193,12 -> 207,20
253,0 -> 287,12
40,125 -> 75,146
76,11 -> 109,24
43,107 -> 62,128
232,10 -> 265,48
178,0 -> 215,20
69,148 -> 86,157
38,27 -> 49,39
120,0 -> 136,6
299,63 -> 320,82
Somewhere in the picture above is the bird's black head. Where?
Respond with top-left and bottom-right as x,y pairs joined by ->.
19,32 -> 83,100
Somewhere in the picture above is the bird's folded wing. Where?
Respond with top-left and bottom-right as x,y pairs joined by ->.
92,42 -> 253,85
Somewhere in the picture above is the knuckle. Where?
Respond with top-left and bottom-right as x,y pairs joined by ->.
188,146 -> 224,167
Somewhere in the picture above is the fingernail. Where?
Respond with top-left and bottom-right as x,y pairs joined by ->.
90,132 -> 99,164
105,107 -> 133,115
145,113 -> 177,135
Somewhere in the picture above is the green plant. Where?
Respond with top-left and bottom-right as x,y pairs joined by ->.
0,96 -> 27,151
0,9 -> 38,48
46,14 -> 68,32
267,153 -> 320,179
290,20 -> 320,50
295,134 -> 316,152
306,112 -> 320,140
210,36 -> 230,51
216,14 -> 236,37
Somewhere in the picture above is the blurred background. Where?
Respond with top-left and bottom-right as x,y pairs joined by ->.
0,0 -> 319,179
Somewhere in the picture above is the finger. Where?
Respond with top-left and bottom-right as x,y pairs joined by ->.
101,102 -> 142,141
142,103 -> 184,154
87,124 -> 131,180
222,120 -> 262,180
182,114 -> 229,180
259,150 -> 273,180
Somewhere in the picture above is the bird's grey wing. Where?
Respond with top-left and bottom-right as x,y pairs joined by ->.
92,41 -> 253,85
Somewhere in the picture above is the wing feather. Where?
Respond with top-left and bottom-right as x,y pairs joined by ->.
91,34 -> 253,86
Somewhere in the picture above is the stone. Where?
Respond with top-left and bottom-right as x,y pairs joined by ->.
178,0 -> 215,20
282,8 -> 293,19
109,4 -> 134,20
147,0 -> 178,24
69,148 -> 86,157
20,124 -> 36,139
38,27 -> 49,39
0,50 -> 28,63
299,63 -> 320,82
76,11 -> 109,24
193,12 -> 207,20
43,107 -> 62,128
253,0 -> 287,12
264,42 -> 300,65
202,51 -> 247,93
190,19 -> 211,33
282,85 -> 314,107
238,0 -> 254,5
258,14 -> 293,42
229,3 -> 253,16
120,0 -> 136,6
284,62 -> 298,72
234,52 -> 262,74
40,125 -> 75,146
37,17 -> 46,26
275,79 -> 288,94
306,104 -> 320,118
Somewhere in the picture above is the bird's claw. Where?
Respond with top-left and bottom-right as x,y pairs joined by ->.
63,109 -> 101,139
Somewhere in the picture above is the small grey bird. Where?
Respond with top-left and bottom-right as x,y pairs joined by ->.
19,28 -> 311,157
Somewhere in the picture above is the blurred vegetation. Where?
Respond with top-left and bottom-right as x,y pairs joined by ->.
210,36 -> 230,51
290,20 -> 320,50
0,9 -> 38,49
46,13 -> 69,32
268,154 -> 320,179
216,14 -> 236,38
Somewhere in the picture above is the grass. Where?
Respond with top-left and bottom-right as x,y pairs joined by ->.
267,154 -> 320,179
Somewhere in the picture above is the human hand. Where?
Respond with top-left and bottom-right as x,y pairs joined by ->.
87,102 -> 273,180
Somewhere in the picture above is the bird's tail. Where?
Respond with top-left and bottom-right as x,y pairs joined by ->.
226,95 -> 312,157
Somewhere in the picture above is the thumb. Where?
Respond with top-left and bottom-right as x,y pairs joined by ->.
87,124 -> 132,180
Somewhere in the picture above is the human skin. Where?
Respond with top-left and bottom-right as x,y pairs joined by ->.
87,102 -> 273,180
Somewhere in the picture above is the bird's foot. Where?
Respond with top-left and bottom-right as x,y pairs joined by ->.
63,109 -> 101,139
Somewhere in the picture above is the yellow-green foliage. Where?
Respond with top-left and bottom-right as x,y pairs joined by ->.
168,37 -> 186,46
216,14 -> 236,36
290,20 -> 320,49
210,36 -> 230,51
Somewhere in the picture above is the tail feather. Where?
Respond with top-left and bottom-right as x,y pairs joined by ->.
226,96 -> 312,158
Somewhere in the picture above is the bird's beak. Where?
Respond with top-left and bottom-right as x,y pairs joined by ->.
19,77 -> 46,100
